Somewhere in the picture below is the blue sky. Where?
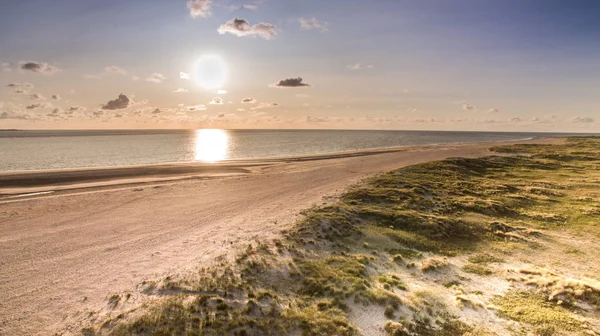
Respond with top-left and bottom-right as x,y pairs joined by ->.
0,0 -> 598,130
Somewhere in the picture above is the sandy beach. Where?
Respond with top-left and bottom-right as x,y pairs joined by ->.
0,139 -> 556,335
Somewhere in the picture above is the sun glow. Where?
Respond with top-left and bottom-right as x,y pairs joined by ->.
194,55 -> 227,90
194,129 -> 229,162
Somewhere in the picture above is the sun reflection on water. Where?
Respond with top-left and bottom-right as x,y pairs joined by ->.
194,129 -> 229,162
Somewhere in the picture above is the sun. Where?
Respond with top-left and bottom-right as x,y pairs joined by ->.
194,55 -> 227,90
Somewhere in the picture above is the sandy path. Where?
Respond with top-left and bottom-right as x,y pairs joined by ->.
0,141 -> 551,335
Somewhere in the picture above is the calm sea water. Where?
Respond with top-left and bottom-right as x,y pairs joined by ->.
0,129 -> 591,172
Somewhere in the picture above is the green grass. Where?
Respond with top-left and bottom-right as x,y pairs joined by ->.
492,290 -> 584,332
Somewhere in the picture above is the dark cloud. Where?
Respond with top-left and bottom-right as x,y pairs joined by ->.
241,98 -> 257,104
218,18 -> 278,40
188,0 -> 212,18
19,61 -> 59,74
26,103 -> 45,110
52,94 -> 61,100
510,117 -> 522,122
274,77 -> 310,88
152,108 -> 162,114
102,94 -> 131,110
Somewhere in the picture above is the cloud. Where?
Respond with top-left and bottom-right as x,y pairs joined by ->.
509,117 -> 522,122
102,94 -> 131,110
296,93 -> 311,98
572,116 -> 595,123
347,63 -> 373,70
7,82 -> 34,94
146,73 -> 166,83
29,93 -> 45,100
66,106 -> 86,114
47,108 -> 61,117
0,111 -> 30,120
216,89 -> 228,95
299,17 -> 328,31
209,97 -> 224,105
217,113 -> 225,118
104,65 -> 127,75
180,72 -> 191,80
228,4 -> 258,11
218,18 -> 278,40
26,103 -> 45,110
462,101 -> 475,110
241,98 -> 257,104
19,61 -> 59,74
174,88 -> 189,93
52,94 -> 61,100
487,108 -> 500,113
1,62 -> 11,72
273,77 -> 310,88
152,108 -> 162,114
188,0 -> 212,18
186,104 -> 207,111
250,102 -> 278,110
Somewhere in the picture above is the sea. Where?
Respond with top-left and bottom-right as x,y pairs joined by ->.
0,129 -> 594,172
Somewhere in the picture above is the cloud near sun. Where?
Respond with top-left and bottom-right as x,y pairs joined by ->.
218,18 -> 278,40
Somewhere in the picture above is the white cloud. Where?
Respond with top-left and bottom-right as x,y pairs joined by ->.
1,62 -> 11,72
216,89 -> 227,95
347,63 -> 373,71
104,66 -> 127,75
187,0 -> 212,18
186,104 -> 207,111
180,72 -> 191,80
209,97 -> 224,105
146,73 -> 166,84
218,18 -> 278,40
299,17 -> 328,31
174,88 -> 189,93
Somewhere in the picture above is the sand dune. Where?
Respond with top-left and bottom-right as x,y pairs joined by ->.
0,140 -> 556,335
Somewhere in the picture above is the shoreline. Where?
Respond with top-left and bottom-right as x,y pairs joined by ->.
0,138 -> 558,198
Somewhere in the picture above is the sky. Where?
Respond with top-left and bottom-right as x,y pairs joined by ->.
0,0 -> 599,131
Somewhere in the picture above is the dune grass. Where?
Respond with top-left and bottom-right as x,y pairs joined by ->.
90,137 -> 600,335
